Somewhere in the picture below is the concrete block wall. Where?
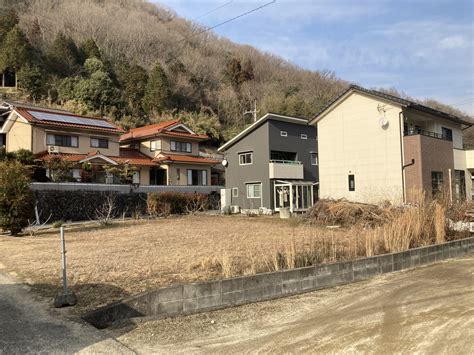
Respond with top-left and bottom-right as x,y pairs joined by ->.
84,237 -> 474,328
30,182 -> 223,194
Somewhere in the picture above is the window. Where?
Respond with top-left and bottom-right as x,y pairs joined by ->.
301,134 -> 307,139
150,139 -> 161,151
431,171 -> 443,196
280,131 -> 288,137
310,153 -> 318,165
187,169 -> 207,186
176,168 -> 181,181
442,127 -> 453,141
239,152 -> 253,165
46,134 -> 78,147
246,183 -> 261,198
90,137 -> 109,149
171,140 -> 192,153
232,187 -> 239,197
348,174 -> 355,191
271,151 -> 297,162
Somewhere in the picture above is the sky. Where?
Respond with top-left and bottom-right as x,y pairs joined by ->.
155,0 -> 474,115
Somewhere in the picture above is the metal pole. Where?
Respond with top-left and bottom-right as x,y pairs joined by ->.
60,226 -> 68,295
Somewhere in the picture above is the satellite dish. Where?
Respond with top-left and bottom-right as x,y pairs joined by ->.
379,117 -> 389,128
222,159 -> 228,167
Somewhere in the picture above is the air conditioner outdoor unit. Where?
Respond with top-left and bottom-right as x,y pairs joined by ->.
48,145 -> 60,154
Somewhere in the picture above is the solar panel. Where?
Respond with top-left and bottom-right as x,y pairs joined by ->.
28,110 -> 117,129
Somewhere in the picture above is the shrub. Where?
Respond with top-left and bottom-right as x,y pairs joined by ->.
147,192 -> 209,216
34,190 -> 147,222
0,161 -> 35,235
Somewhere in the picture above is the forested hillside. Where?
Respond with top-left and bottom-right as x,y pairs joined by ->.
0,0 -> 471,144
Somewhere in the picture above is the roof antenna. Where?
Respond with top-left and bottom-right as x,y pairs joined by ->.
244,99 -> 258,122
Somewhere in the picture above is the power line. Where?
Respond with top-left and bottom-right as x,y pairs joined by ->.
191,0 -> 234,22
165,0 -> 276,64
176,0 -> 276,44
452,99 -> 474,107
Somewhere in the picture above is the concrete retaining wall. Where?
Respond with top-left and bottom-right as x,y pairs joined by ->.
31,182 -> 223,194
84,237 -> 474,328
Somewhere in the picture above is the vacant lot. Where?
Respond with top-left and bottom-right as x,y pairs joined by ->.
0,215 -> 354,314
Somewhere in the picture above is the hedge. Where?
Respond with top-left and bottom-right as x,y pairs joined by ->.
34,190 -> 147,223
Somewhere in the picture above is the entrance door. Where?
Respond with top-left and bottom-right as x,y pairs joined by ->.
274,183 -> 291,211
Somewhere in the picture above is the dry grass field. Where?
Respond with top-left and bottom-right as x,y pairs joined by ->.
0,215 -> 354,314
0,196 -> 469,315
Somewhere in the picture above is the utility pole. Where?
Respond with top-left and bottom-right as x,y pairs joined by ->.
244,100 -> 258,122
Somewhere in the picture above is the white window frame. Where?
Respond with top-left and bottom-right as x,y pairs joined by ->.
171,140 -> 192,153
280,131 -> 288,137
90,137 -> 109,149
187,169 -> 207,186
232,187 -> 239,197
150,139 -> 161,151
246,183 -> 262,199
301,134 -> 307,140
310,152 -> 318,166
239,152 -> 253,165
46,133 -> 78,148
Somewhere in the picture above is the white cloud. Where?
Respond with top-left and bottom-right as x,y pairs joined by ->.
439,35 -> 470,49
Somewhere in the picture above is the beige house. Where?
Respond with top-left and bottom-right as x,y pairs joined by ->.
0,102 -> 221,186
119,120 -> 220,186
0,102 -> 158,183
309,85 -> 473,204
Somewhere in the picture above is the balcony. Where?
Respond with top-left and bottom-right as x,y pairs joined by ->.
404,128 -> 452,141
269,160 -> 304,179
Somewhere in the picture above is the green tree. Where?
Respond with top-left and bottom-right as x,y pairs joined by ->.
18,63 -> 44,99
43,157 -> 75,182
122,63 -> 148,115
143,62 -> 169,115
46,32 -> 81,77
80,38 -> 101,61
0,160 -> 34,235
0,25 -> 34,72
103,163 -> 138,184
0,8 -> 19,43
57,76 -> 81,102
74,58 -> 118,112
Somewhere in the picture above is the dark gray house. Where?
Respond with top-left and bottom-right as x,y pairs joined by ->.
218,113 -> 318,213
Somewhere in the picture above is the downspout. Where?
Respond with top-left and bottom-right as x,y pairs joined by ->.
399,111 -> 406,203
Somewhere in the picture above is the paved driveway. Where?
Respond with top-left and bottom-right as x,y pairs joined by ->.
112,256 -> 474,354
0,264 -> 133,354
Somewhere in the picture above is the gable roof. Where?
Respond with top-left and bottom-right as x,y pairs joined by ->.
218,112 -> 309,152
1,102 -> 124,133
120,120 -> 208,142
309,85 -> 472,126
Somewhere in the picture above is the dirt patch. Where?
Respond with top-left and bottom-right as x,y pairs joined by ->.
109,257 -> 474,354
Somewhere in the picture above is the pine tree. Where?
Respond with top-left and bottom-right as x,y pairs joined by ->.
18,63 -> 44,99
46,32 -> 81,77
122,63 -> 148,115
0,26 -> 34,72
143,63 -> 169,115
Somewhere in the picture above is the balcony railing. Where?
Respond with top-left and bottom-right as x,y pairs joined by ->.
269,160 -> 304,179
404,129 -> 452,141
269,159 -> 302,165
